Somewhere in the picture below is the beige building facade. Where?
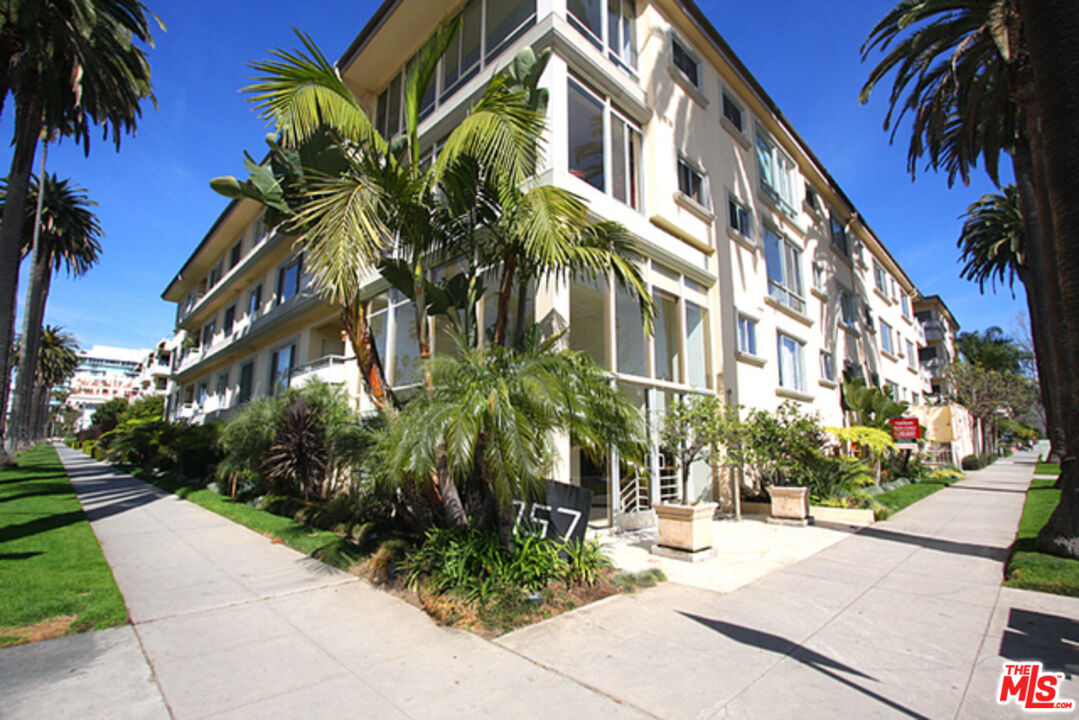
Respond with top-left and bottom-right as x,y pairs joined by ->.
163,0 -> 933,525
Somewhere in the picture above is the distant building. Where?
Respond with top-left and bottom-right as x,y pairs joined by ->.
134,339 -> 176,399
914,294 -> 960,401
66,345 -> 148,431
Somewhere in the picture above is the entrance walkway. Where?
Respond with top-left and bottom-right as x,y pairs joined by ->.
0,446 -> 646,719
499,451 -> 1079,719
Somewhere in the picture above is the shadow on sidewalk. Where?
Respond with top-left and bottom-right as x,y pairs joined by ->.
1000,608 -> 1079,676
856,526 -> 1008,561
679,613 -> 931,719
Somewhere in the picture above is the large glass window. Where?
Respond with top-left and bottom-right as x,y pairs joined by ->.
568,78 -> 642,210
764,227 -> 805,314
391,294 -> 421,387
728,194 -> 751,236
777,333 -> 805,392
441,0 -> 482,99
685,301 -> 708,388
653,290 -> 681,383
874,260 -> 888,294
820,350 -> 835,382
756,128 -> 796,215
201,319 -> 215,349
486,0 -> 535,61
570,279 -> 607,367
616,287 -> 646,376
568,80 -> 605,191
568,0 -> 636,71
722,92 -> 743,132
223,305 -> 236,336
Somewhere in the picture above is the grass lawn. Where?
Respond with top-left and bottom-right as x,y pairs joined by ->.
1005,477 -> 1079,597
0,445 -> 126,647
874,477 -> 959,517
127,467 -> 363,571
1035,461 -> 1060,476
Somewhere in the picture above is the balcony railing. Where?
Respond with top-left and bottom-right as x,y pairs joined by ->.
922,321 -> 946,342
290,355 -> 348,386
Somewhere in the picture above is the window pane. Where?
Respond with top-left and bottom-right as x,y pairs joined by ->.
568,80 -> 605,191
686,301 -> 707,387
722,94 -> 742,131
387,74 -> 402,137
570,279 -> 607,367
627,125 -> 641,209
672,39 -> 697,86
568,0 -> 602,46
764,228 -> 783,287
462,1 -> 481,70
486,0 -> 534,59
611,115 -> 627,204
393,302 -> 420,385
616,286 -> 645,376
653,291 -> 681,383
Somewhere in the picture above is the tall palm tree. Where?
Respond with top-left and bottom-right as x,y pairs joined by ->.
861,0 -> 1079,557
956,326 -> 1031,374
957,186 -> 1063,456
1018,0 -> 1079,559
31,325 -> 80,442
0,0 -> 159,462
3,173 -> 102,451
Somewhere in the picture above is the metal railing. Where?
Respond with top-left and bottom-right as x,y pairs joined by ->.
289,355 -> 348,385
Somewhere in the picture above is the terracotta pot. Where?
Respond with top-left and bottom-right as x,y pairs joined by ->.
767,486 -> 810,520
652,501 -> 718,551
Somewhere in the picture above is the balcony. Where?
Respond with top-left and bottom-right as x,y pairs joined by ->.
176,229 -> 287,327
290,355 -> 349,387
922,321 -> 946,342
175,273 -> 322,379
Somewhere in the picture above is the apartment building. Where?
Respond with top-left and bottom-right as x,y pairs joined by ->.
163,0 -> 930,525
914,294 -> 959,400
134,339 -> 176,398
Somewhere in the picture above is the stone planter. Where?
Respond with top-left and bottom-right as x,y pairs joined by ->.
652,502 -> 718,552
767,486 -> 810,521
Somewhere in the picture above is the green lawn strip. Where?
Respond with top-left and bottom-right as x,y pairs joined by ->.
1005,477 -> 1079,597
1034,461 -> 1060,476
874,478 -> 957,517
0,445 -> 126,647
126,467 -> 363,571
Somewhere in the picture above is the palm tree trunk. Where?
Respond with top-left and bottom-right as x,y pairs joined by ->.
491,254 -> 518,346
29,384 -> 45,442
0,96 -> 44,462
1021,0 -> 1079,559
1011,139 -> 1065,461
339,299 -> 394,410
10,208 -> 51,452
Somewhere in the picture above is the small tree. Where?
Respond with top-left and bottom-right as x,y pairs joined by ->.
741,402 -> 827,491
658,396 -> 744,503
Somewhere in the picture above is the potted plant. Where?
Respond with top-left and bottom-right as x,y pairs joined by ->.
652,396 -> 737,553
743,402 -> 826,523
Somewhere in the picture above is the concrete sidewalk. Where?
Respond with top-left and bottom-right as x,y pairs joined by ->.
500,451 -> 1079,719
0,446 -> 646,720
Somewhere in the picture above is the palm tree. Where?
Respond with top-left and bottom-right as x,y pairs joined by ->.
1018,0 -> 1079,559
861,0 -> 1079,557
0,0 -> 159,462
31,326 -> 80,442
956,327 -> 1031,374
372,335 -> 645,543
3,173 -> 102,451
957,186 -> 1063,457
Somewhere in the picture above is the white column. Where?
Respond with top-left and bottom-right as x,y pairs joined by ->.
541,53 -> 569,176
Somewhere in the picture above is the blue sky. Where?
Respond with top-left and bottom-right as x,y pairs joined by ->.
3,0 -> 1025,352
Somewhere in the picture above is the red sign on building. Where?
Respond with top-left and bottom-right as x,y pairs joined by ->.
889,418 -> 922,440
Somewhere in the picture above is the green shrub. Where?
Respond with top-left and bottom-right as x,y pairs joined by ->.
962,454 -> 984,470
563,538 -> 613,586
807,456 -> 873,504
